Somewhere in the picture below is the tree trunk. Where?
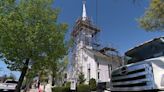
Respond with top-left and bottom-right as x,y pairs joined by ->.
15,58 -> 29,92
52,72 -> 55,86
23,78 -> 32,92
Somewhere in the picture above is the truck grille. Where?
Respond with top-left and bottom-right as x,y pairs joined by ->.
111,63 -> 154,91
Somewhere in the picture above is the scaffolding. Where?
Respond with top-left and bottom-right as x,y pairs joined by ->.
70,0 -> 122,83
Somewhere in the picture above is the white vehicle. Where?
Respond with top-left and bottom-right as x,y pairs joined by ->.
111,37 -> 164,92
0,80 -> 18,91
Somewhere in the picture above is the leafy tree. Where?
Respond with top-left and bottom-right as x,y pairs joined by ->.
0,0 -> 68,91
23,68 -> 39,91
139,0 -> 164,31
78,72 -> 86,84
53,56 -> 69,86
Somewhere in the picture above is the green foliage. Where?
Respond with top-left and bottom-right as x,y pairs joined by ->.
52,86 -> 70,92
89,78 -> 97,91
139,0 -> 164,31
0,0 -> 68,71
65,81 -> 71,87
53,56 -> 69,86
52,87 -> 63,92
77,84 -> 90,92
0,0 -> 68,90
52,84 -> 91,92
78,72 -> 86,84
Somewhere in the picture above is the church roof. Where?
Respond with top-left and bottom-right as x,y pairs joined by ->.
84,48 -> 122,63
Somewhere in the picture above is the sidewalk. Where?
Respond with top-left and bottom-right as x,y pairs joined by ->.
28,89 -> 38,92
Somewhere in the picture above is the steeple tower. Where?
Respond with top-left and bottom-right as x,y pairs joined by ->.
71,0 -> 101,83
72,0 -> 100,49
82,0 -> 87,21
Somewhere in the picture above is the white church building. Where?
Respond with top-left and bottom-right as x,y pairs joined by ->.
70,1 -> 122,84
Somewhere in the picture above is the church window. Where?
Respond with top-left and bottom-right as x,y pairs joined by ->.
98,72 -> 100,79
108,64 -> 112,78
88,68 -> 91,80
97,62 -> 99,69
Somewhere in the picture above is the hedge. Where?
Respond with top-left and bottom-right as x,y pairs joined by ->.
52,84 -> 90,92
52,86 -> 70,92
89,78 -> 97,91
77,84 -> 90,92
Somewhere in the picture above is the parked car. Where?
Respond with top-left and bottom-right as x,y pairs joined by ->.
0,80 -> 18,92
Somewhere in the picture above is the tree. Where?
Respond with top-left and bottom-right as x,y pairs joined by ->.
78,72 -> 86,84
53,56 -> 69,86
139,0 -> 164,31
0,0 -> 68,91
23,68 -> 38,91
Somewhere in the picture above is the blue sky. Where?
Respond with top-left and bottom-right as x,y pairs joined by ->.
53,0 -> 163,55
0,0 -> 163,78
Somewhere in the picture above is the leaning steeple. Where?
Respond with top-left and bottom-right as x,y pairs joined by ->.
82,0 -> 87,21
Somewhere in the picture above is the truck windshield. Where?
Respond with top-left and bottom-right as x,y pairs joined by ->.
125,37 -> 164,65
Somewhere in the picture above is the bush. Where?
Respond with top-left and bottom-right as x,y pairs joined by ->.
77,84 -> 90,92
52,86 -> 70,92
89,78 -> 97,91
53,84 -> 91,92
52,87 -> 62,92
78,72 -> 86,84
65,81 -> 71,87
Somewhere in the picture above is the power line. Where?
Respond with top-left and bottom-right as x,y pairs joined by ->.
96,0 -> 98,25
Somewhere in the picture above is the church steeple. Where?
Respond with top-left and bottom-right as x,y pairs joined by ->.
72,0 -> 100,37
82,0 -> 87,21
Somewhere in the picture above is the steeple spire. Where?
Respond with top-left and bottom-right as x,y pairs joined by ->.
82,0 -> 87,21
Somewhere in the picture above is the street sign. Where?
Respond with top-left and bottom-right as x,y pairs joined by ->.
70,79 -> 76,90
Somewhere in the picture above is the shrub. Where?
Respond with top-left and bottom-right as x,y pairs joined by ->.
78,72 -> 86,84
62,86 -> 70,92
52,87 -> 62,92
52,86 -> 70,92
89,78 -> 97,91
65,81 -> 71,87
53,84 -> 91,92
77,84 -> 90,92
